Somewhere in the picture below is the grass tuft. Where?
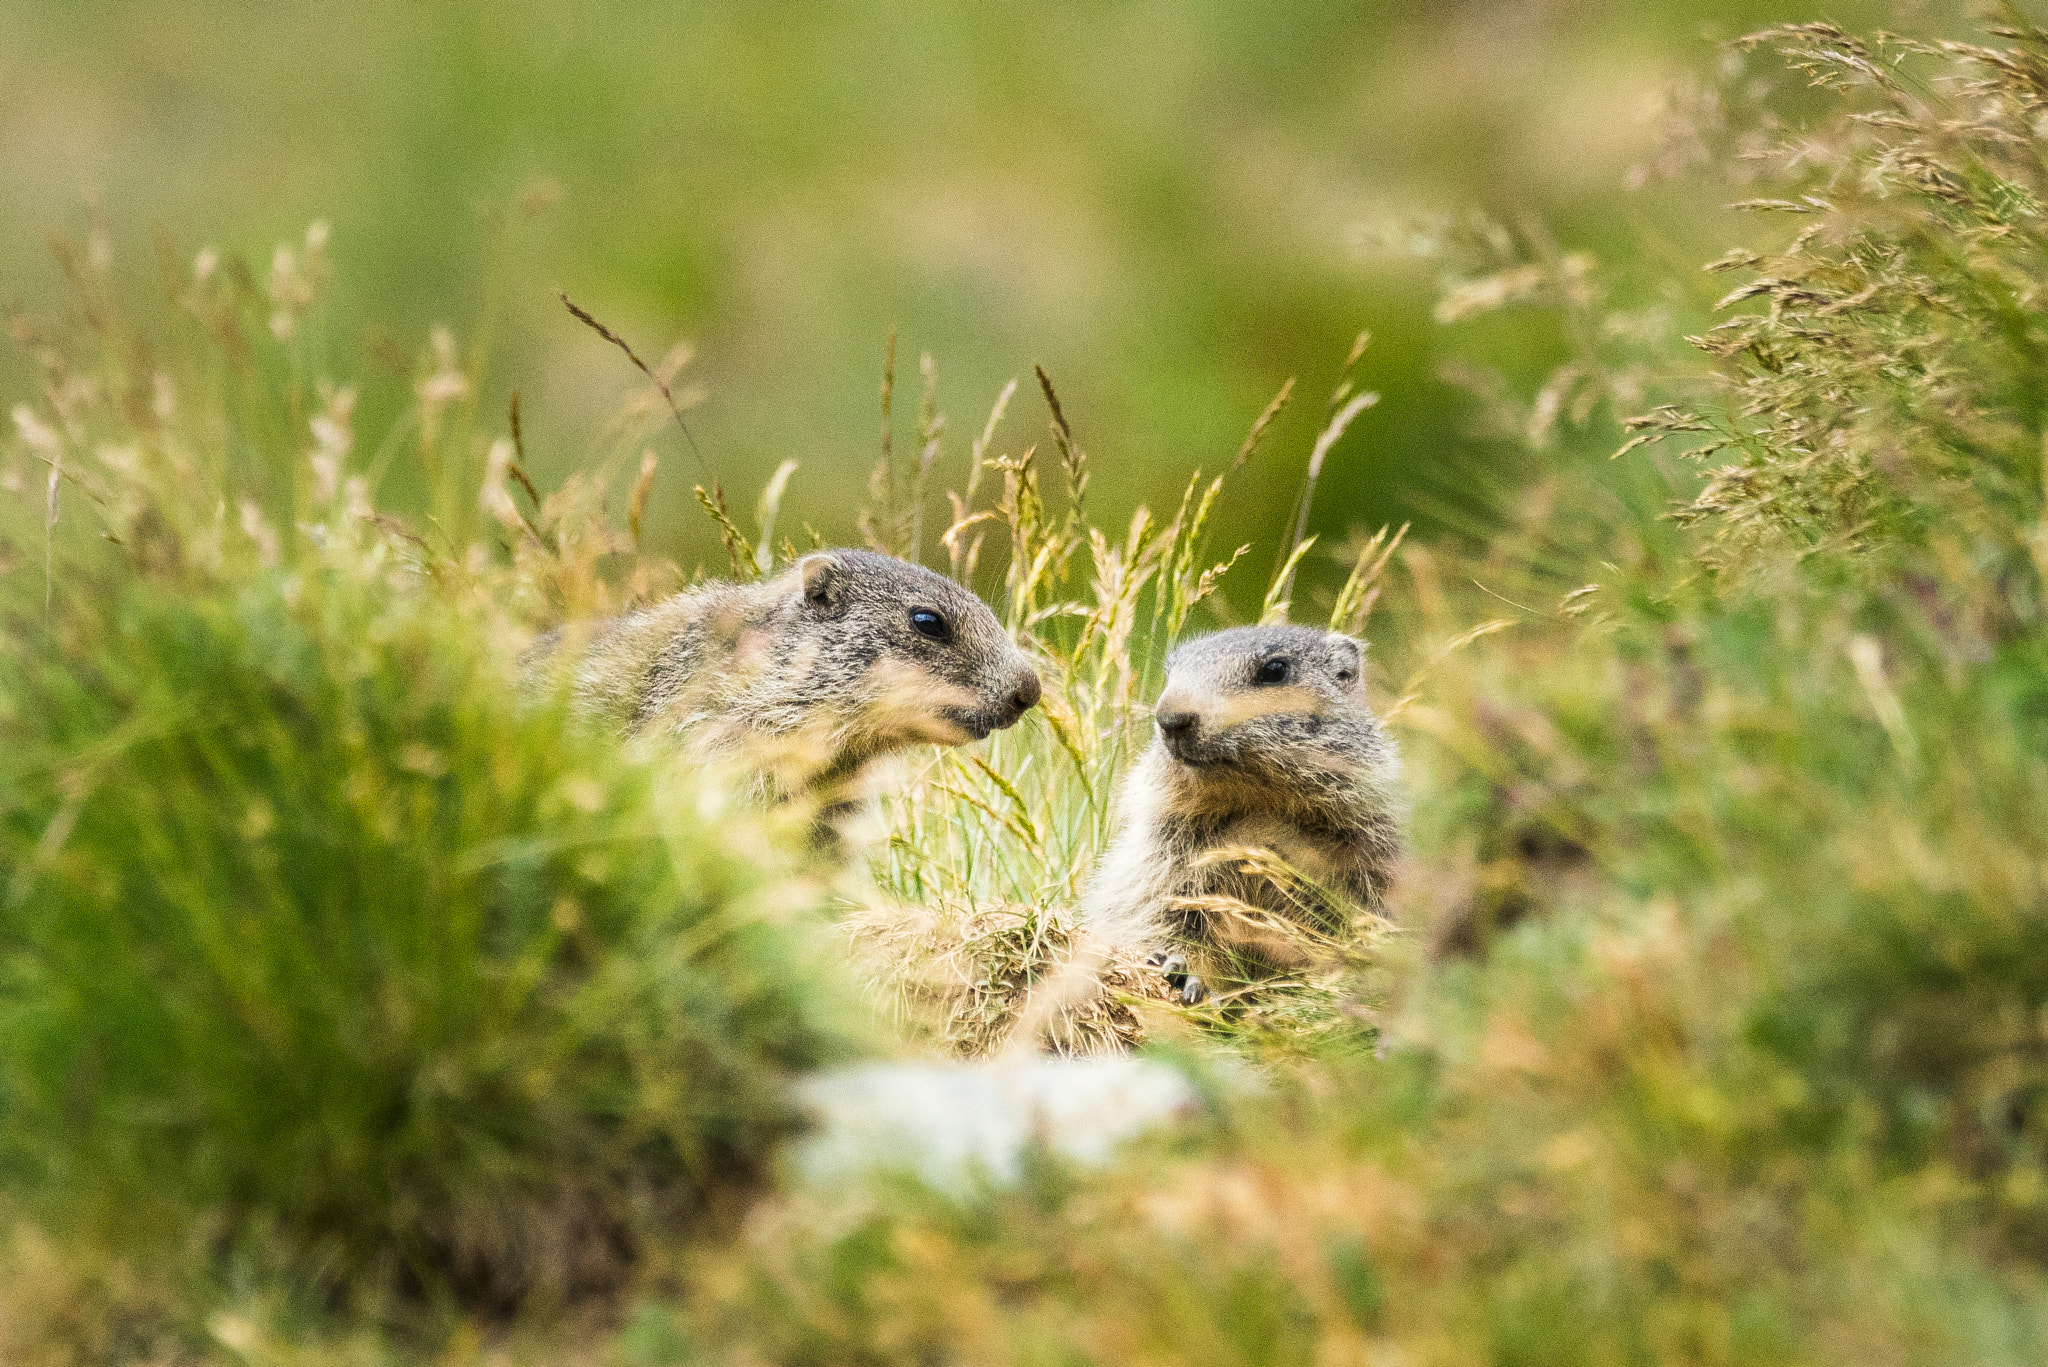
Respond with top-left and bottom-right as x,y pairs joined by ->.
0,237 -> 867,1338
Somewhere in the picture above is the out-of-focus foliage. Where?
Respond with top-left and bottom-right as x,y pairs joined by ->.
0,0 -> 1967,589
1636,20 -> 2048,593
659,17 -> 2048,1365
0,228 -> 866,1352
6,7 -> 2048,1367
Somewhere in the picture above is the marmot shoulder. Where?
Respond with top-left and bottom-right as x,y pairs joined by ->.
529,549 -> 1041,800
1080,624 -> 1401,1003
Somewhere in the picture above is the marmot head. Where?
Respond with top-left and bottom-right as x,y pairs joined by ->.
1150,625 -> 1379,777
782,550 -> 1042,747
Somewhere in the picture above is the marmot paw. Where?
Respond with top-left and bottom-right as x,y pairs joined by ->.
1146,950 -> 1208,1005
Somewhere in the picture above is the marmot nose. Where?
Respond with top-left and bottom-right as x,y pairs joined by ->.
1006,670 -> 1042,719
1156,710 -> 1197,739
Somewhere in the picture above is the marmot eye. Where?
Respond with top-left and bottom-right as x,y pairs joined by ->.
1256,658 -> 1289,685
909,608 -> 953,642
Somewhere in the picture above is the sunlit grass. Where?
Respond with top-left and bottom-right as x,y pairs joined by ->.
4,13 -> 2048,1365
0,233 -> 868,1349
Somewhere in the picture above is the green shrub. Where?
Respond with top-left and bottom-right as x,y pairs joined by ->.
0,253 -> 865,1332
0,547 -> 862,1314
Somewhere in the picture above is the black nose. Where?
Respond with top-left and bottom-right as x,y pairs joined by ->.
1007,670 -> 1042,718
1156,710 -> 1197,739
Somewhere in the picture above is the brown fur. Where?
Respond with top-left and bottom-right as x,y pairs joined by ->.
527,550 -> 1041,811
1081,625 -> 1402,1003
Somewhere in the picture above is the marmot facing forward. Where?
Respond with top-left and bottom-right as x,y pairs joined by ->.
536,550 -> 1041,802
1082,625 -> 1400,1003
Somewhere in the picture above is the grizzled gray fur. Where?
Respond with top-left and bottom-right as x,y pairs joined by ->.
1081,624 -> 1401,1003
529,549 -> 1041,805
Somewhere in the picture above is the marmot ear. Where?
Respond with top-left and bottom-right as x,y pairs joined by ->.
797,552 -> 843,614
1328,632 -> 1365,681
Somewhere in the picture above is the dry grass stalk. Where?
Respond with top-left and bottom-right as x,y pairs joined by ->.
842,897 -> 1164,1058
557,290 -> 708,479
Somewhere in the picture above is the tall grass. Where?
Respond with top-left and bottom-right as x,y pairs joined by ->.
836,336 -> 1402,1056
0,227 -> 866,1346
6,12 -> 2048,1365
660,16 -> 2048,1364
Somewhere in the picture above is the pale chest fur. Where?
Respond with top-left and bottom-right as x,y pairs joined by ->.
1082,742 -> 1395,964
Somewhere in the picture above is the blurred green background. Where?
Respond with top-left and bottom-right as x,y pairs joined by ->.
0,0 -> 1967,580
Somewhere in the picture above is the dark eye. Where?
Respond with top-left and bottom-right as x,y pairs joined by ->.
1256,658 -> 1289,685
909,608 -> 953,642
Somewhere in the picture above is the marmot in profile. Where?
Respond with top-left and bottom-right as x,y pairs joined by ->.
530,549 -> 1041,805
1081,625 -> 1401,1004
